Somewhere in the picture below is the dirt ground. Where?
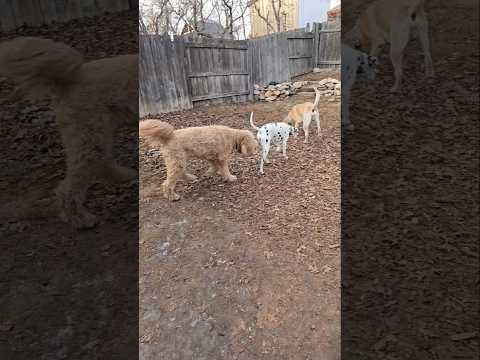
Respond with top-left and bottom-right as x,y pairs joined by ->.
139,71 -> 340,360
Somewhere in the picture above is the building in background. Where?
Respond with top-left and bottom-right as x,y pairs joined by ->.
250,0 -> 339,38
327,3 -> 341,24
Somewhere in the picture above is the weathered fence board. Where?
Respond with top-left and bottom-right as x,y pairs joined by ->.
315,21 -> 341,69
249,32 -> 290,86
288,30 -> 314,78
139,35 -> 192,116
0,0 -> 134,32
184,38 -> 250,106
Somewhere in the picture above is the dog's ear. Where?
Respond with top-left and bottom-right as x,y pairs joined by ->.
239,133 -> 257,155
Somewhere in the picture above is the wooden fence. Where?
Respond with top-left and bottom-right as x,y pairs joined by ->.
140,21 -> 340,116
139,35 -> 192,115
0,0 -> 135,32
185,38 -> 250,105
314,21 -> 341,69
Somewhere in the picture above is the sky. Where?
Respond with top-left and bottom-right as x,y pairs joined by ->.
140,0 -> 340,38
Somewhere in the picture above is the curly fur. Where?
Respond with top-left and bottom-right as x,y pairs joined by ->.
0,37 -> 138,228
140,119 -> 258,201
285,87 -> 322,143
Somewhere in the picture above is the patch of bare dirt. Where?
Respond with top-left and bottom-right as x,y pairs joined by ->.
140,74 -> 340,359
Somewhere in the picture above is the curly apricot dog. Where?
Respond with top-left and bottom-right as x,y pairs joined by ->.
139,119 -> 258,201
0,37 -> 137,229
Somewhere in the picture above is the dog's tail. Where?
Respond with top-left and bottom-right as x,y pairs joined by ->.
249,112 -> 259,130
0,37 -> 85,101
139,119 -> 175,145
312,87 -> 321,111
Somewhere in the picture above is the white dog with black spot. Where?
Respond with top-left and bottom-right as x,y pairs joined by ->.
250,112 -> 298,174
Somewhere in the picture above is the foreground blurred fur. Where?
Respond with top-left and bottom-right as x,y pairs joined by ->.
139,119 -> 258,201
0,37 -> 137,228
344,0 -> 434,92
285,87 -> 322,143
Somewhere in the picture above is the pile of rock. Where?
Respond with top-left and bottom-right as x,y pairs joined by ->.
254,78 -> 341,102
253,82 -> 299,102
315,78 -> 341,101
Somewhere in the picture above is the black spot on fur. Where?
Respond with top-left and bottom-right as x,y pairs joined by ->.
411,12 -> 416,21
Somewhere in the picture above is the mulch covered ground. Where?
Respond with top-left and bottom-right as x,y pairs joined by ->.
140,72 -> 341,359
342,0 -> 479,359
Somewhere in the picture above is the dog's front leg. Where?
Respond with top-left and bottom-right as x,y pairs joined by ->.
282,139 -> 288,159
302,113 -> 312,143
389,22 -> 410,92
415,10 -> 435,77
259,144 -> 269,174
55,174 -> 98,229
217,159 -> 237,182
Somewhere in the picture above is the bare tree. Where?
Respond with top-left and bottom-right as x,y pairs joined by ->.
250,0 -> 285,34
140,0 -> 250,39
219,0 -> 249,37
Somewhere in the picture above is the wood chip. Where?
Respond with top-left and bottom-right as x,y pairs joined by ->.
450,332 -> 477,341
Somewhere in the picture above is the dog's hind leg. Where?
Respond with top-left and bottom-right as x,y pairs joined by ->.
389,21 -> 410,92
161,154 -> 183,201
302,112 -> 312,143
259,143 -> 270,174
314,112 -> 321,137
415,9 -> 434,77
205,160 -> 220,177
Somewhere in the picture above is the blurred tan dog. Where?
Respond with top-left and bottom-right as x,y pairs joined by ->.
345,0 -> 434,92
284,87 -> 321,143
0,37 -> 137,228
139,119 -> 258,201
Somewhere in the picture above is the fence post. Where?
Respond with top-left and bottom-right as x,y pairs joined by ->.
177,35 -> 193,110
247,40 -> 254,101
313,22 -> 320,69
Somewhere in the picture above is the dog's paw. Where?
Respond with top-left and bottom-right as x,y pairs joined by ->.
390,85 -> 401,93
184,173 -> 198,181
426,69 -> 435,78
166,193 -> 181,201
71,211 -> 99,230
225,175 -> 237,182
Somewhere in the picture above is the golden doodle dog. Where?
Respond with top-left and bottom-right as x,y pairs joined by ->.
345,0 -> 434,92
284,87 -> 321,143
139,119 -> 258,201
0,37 -> 137,229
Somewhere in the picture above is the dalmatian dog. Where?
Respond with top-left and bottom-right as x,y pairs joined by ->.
341,44 -> 378,130
249,112 -> 298,174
